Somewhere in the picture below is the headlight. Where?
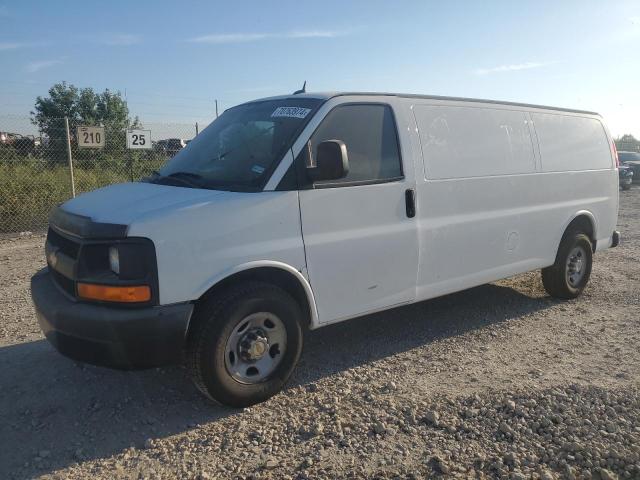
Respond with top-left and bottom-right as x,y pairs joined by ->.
109,246 -> 120,275
75,238 -> 158,305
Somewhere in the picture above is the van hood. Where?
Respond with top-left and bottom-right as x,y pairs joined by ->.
60,182 -> 227,227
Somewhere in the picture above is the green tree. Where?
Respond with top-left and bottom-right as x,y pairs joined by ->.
31,82 -> 140,161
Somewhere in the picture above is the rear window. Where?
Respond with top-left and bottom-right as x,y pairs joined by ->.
531,113 -> 612,171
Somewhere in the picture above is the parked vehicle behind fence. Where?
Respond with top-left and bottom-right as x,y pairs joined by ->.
619,163 -> 633,190
155,138 -> 187,157
1,132 -> 41,156
618,151 -> 640,183
0,131 -> 19,147
31,92 -> 620,407
13,135 -> 40,156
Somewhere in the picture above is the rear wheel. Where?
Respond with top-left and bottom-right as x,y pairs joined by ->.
186,282 -> 303,407
541,231 -> 593,299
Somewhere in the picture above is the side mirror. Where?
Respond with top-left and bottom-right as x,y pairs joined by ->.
307,140 -> 349,182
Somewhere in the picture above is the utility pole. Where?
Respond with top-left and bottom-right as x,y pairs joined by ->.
215,100 -> 219,118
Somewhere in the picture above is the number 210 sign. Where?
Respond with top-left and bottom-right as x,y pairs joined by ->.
77,126 -> 105,148
126,129 -> 152,150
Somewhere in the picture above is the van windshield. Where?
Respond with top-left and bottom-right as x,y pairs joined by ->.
148,98 -> 323,191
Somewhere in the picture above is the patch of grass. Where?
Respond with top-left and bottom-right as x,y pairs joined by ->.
0,155 -> 165,233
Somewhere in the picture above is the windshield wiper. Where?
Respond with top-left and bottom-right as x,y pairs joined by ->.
148,171 -> 206,188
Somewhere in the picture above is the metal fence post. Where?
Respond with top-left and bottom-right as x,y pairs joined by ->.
129,149 -> 134,182
64,116 -> 76,198
195,122 -> 199,136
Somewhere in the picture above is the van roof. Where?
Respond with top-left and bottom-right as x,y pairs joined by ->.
246,92 -> 599,116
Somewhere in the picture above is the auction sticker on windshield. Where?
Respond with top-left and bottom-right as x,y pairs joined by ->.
271,107 -> 311,119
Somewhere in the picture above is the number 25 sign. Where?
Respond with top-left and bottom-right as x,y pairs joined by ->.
77,126 -> 105,148
126,129 -> 152,150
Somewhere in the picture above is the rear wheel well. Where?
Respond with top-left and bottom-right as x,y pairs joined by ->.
564,215 -> 596,251
195,267 -> 311,329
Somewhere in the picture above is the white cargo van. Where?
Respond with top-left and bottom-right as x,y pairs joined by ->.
31,92 -> 620,406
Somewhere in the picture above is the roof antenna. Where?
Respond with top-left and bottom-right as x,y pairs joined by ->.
293,81 -> 306,95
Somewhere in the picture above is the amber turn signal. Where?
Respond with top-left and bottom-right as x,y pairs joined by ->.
77,283 -> 151,303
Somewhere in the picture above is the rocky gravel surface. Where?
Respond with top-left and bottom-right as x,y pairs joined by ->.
0,188 -> 638,479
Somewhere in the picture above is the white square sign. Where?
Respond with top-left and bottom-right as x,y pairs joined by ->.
126,129 -> 152,149
77,126 -> 105,148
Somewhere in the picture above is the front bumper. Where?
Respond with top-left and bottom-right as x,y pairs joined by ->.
31,269 -> 193,370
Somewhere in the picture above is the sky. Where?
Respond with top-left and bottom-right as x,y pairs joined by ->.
1,0 -> 639,137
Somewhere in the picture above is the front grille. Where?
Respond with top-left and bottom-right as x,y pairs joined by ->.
51,269 -> 76,297
47,227 -> 80,297
47,228 -> 80,259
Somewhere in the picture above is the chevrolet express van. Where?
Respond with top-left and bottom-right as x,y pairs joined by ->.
31,92 -> 620,407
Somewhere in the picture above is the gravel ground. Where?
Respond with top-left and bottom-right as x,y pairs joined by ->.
0,189 -> 639,480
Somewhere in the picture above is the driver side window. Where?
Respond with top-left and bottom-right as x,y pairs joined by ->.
310,104 -> 403,185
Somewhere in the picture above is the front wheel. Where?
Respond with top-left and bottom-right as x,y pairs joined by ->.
541,231 -> 593,299
186,282 -> 303,407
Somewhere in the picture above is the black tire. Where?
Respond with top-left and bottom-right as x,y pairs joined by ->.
541,230 -> 593,299
186,281 -> 303,407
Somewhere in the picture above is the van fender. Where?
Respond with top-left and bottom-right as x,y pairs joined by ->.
553,209 -> 597,255
196,260 -> 320,329
561,210 -> 597,238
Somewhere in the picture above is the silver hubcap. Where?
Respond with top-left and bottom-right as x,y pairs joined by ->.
224,312 -> 287,384
566,246 -> 587,286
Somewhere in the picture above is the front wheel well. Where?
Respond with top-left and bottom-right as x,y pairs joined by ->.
195,267 -> 312,328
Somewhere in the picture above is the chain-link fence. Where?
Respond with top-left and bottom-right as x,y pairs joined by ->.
0,115 -> 204,234
616,138 -> 640,152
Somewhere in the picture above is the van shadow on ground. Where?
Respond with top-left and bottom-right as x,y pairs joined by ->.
0,282 -> 555,478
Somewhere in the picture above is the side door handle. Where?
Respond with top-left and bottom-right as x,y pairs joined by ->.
405,189 -> 416,218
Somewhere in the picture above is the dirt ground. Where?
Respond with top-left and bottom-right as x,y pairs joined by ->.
0,188 -> 638,479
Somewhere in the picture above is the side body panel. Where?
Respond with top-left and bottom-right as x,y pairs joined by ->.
409,98 -> 618,302
530,111 -> 619,251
